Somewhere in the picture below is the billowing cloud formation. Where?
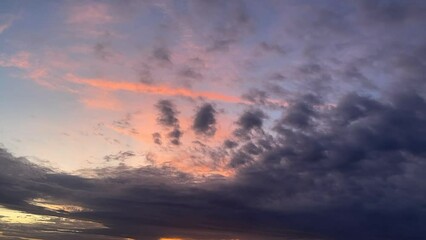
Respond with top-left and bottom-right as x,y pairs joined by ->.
192,103 -> 217,136
276,94 -> 319,130
234,109 -> 267,138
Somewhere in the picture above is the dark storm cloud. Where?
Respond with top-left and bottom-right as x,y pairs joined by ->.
275,94 -> 320,130
155,100 -> 179,128
234,109 -> 267,138
332,93 -> 384,126
222,90 -> 426,239
228,151 -> 253,168
192,103 -> 217,137
390,44 -> 426,93
0,148 -> 312,240
155,100 -> 183,145
241,142 -> 262,156
223,139 -> 238,149
0,149 -> 46,206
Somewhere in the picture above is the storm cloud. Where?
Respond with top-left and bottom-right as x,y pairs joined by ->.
192,103 -> 217,137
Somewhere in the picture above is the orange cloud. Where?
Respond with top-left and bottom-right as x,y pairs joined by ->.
67,74 -> 245,104
81,97 -> 122,110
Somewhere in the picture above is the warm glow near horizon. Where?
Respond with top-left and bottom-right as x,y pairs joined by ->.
0,205 -> 51,224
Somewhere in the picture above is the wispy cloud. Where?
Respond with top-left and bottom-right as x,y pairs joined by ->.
0,14 -> 16,34
67,74 -> 245,104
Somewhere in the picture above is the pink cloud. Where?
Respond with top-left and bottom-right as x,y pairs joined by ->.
0,51 -> 31,69
81,96 -> 122,111
67,74 -> 246,104
67,2 -> 115,25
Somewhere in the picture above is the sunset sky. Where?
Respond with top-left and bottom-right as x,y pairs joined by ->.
1,0 -> 426,239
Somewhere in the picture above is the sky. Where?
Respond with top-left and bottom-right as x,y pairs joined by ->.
0,0 -> 426,239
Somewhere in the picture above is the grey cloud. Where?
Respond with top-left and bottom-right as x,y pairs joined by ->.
359,0 -> 410,23
242,89 -> 268,105
298,63 -> 322,75
112,113 -> 139,135
275,94 -> 320,130
229,151 -> 253,168
259,42 -> 287,55
93,42 -> 112,61
200,1 -> 253,52
178,67 -> 203,79
155,100 -> 183,145
136,63 -> 154,84
207,39 -> 236,52
167,128 -> 183,146
269,73 -> 286,81
152,47 -> 171,64
104,151 -> 136,163
234,109 -> 267,137
223,140 -> 238,149
152,132 -> 162,145
192,103 -> 217,137
241,142 -> 262,156
155,100 -> 179,128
